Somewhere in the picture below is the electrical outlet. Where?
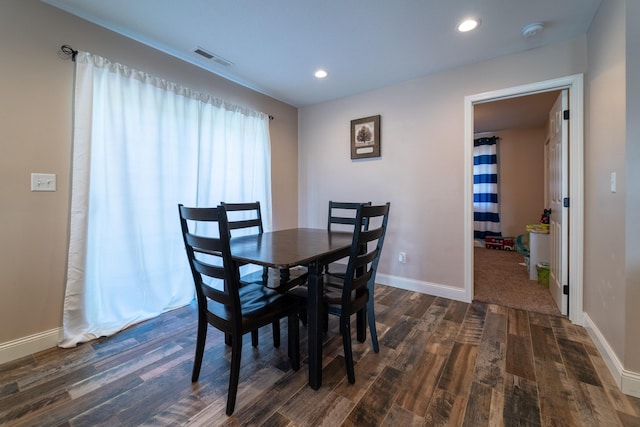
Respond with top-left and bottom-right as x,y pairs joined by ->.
398,252 -> 406,264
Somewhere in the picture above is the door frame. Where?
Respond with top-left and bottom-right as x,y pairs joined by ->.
463,74 -> 584,325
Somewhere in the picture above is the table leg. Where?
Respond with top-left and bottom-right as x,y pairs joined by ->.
279,268 -> 291,285
307,260 -> 322,389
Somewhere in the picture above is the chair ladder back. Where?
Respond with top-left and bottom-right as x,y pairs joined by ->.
359,227 -> 384,243
178,204 -> 242,315
221,201 -> 264,235
342,203 -> 391,310
361,203 -> 390,289
191,259 -> 232,306
328,201 -> 371,231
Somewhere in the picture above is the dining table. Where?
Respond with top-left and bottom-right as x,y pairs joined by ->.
229,227 -> 353,390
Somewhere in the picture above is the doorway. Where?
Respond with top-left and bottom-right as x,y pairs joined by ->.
463,74 -> 585,325
472,90 -> 560,316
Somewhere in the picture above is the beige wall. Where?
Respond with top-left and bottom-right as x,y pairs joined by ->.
299,37 -> 587,289
585,0 -> 640,375
498,127 -> 547,238
585,0 -> 628,367
476,128 -> 547,238
0,0 -> 298,345
625,0 -> 640,374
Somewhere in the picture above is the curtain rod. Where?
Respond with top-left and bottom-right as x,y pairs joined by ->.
61,45 -> 78,61
59,44 -> 274,120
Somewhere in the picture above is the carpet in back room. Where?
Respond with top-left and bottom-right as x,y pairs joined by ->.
473,246 -> 562,316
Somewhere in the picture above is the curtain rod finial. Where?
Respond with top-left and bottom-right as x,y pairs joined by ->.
61,45 -> 78,61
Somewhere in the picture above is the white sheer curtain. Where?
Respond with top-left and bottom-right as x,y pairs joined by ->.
61,52 -> 272,348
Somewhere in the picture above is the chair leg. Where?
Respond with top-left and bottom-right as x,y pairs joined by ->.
225,332 -> 231,346
226,334 -> 243,416
323,302 -> 329,333
367,298 -> 379,353
272,320 -> 281,348
341,315 -> 355,384
299,306 -> 308,326
288,312 -> 300,371
251,330 -> 258,347
192,318 -> 207,382
356,309 -> 366,343
287,317 -> 292,360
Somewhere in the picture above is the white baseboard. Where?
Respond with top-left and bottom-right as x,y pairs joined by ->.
375,273 -> 467,302
583,313 -> 640,398
0,328 -> 61,365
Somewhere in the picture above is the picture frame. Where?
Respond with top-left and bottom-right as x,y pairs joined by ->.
351,115 -> 381,159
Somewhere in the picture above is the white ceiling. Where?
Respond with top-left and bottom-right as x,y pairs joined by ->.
44,0 -> 600,109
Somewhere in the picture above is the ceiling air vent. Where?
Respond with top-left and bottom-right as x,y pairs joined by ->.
193,46 -> 233,67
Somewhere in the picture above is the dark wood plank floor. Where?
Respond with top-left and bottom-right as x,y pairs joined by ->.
2,285 -> 639,426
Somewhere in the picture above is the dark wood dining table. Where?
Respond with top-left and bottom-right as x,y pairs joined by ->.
229,227 -> 353,390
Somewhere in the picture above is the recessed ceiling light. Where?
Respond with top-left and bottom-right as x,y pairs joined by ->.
457,18 -> 480,32
314,69 -> 328,79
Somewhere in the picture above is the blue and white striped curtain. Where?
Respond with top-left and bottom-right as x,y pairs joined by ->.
474,136 -> 501,239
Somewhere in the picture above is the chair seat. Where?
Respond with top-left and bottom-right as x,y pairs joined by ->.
206,283 -> 298,325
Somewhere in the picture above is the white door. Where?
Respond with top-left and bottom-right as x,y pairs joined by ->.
548,90 -> 569,315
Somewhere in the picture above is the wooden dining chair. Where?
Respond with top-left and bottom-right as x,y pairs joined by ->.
325,201 -> 371,278
222,201 -> 308,290
221,201 -> 307,347
178,204 -> 301,415
218,202 -> 266,347
297,201 -> 372,333
220,201 -> 267,283
291,202 -> 390,383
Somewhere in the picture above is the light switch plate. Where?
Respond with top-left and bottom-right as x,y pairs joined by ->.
611,172 -> 617,193
31,173 -> 56,192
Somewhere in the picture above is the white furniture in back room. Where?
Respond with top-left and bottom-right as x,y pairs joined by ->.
529,231 -> 550,280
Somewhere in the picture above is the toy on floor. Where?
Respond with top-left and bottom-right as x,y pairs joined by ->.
485,236 -> 515,251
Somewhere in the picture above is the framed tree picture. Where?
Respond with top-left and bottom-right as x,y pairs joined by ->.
351,115 -> 381,159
